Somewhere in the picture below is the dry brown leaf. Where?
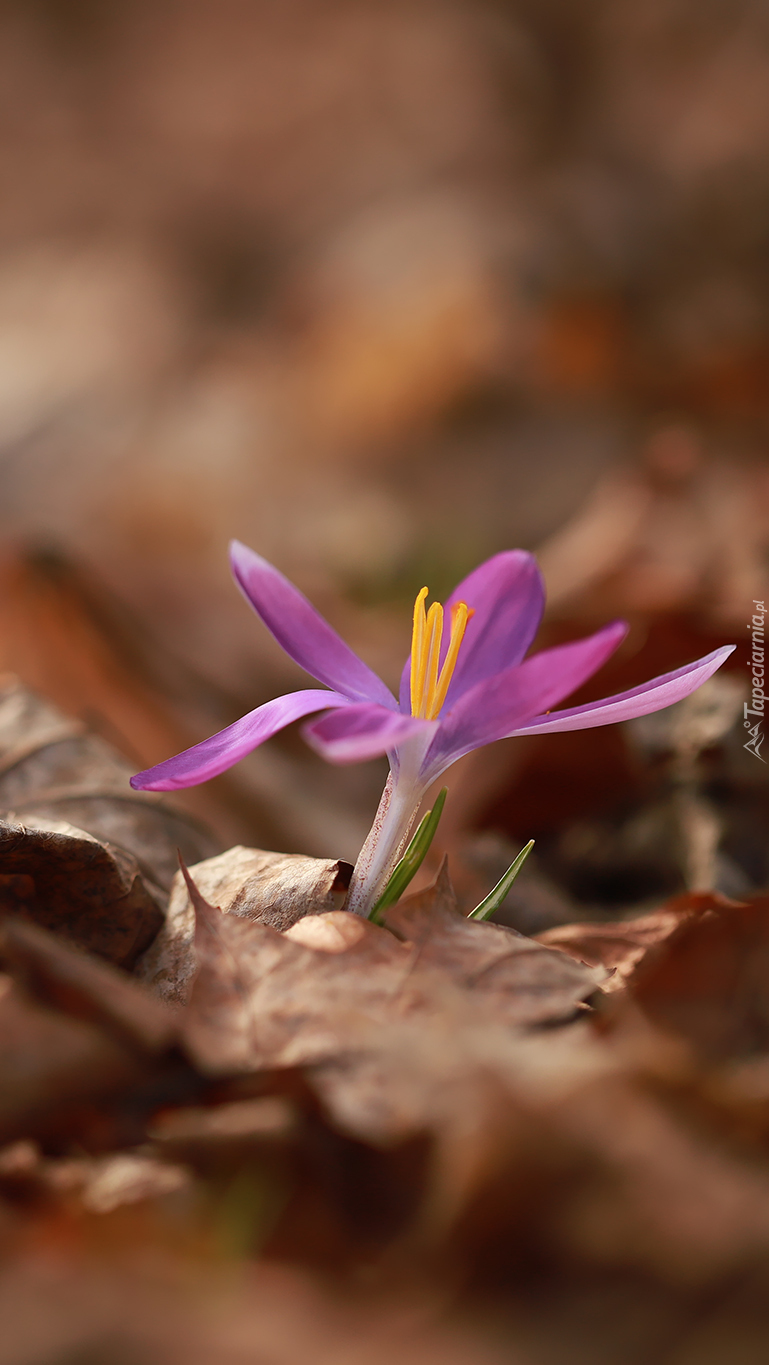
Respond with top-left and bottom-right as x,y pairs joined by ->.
75,1152 -> 192,1214
536,892 -> 733,989
284,910 -> 373,952
444,1062 -> 769,1285
178,863 -> 603,1149
0,1257 -> 513,1365
181,867 -> 411,1075
3,1147 -> 192,1214
0,676 -> 224,967
384,860 -> 606,1027
0,676 -> 220,898
0,973 -> 150,1145
0,816 -> 163,968
617,894 -> 769,1062
0,916 -> 176,1055
139,845 -> 354,1003
148,1097 -> 297,1175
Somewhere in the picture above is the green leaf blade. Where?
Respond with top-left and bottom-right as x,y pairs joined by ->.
468,839 -> 534,921
368,787 -> 448,923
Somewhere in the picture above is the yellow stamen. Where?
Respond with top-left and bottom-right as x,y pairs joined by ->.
421,602 -> 444,719
428,602 -> 472,718
410,588 -> 473,719
410,587 -> 429,715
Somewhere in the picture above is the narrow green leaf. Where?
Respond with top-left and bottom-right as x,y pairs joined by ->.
368,788 -> 448,923
468,839 -> 534,921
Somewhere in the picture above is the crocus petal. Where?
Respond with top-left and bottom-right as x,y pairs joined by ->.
305,703 -> 436,765
131,689 -> 352,790
424,620 -> 628,774
398,550 -> 545,711
504,644 -> 736,737
231,541 -> 396,708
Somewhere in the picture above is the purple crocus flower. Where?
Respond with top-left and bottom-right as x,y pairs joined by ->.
132,541 -> 734,916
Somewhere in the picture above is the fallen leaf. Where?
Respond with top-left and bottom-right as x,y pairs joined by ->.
447,1061 -> 769,1285
179,864 -> 603,1148
0,676 -> 220,898
619,894 -> 769,1062
384,860 -> 606,1027
139,846 -> 353,1003
0,916 -> 177,1054
536,892 -> 732,989
148,1097 -> 297,1174
77,1152 -> 191,1214
0,973 -> 149,1146
181,866 -> 410,1075
284,911 -> 374,953
0,816 -> 163,968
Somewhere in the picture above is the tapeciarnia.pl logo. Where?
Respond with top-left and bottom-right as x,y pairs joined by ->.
745,599 -> 766,761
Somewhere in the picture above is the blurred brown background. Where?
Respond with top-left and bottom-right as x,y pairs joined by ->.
0,0 -> 766,911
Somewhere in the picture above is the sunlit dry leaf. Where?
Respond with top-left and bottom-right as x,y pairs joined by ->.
140,846 -> 353,1004
179,863 -> 604,1153
9,1147 -> 192,1215
181,867 -> 411,1075
150,1096 -> 295,1144
179,845 -> 353,927
182,863 -> 602,1078
284,911 -> 375,952
77,1152 -> 191,1214
384,860 -> 606,1027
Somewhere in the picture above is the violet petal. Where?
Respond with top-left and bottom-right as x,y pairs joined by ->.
131,689 -> 352,790
504,644 -> 736,737
398,550 -> 545,710
424,620 -> 628,774
231,541 -> 396,707
305,702 -> 436,765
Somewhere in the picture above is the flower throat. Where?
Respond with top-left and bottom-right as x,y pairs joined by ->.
410,587 -> 473,720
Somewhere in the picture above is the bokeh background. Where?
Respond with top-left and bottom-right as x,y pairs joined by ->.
0,0 -> 766,919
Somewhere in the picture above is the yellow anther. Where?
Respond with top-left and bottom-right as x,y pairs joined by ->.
410,588 -> 473,720
422,602 -> 444,718
410,587 -> 429,716
428,601 -> 472,718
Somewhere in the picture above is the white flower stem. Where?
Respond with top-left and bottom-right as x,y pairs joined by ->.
345,765 -> 427,917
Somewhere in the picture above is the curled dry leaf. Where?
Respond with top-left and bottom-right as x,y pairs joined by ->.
0,676 -> 220,890
536,891 -> 734,990
0,816 -> 164,968
179,863 -> 603,1144
0,677 -> 220,964
139,845 -> 353,1003
616,893 -> 769,1062
181,865 -> 409,1075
